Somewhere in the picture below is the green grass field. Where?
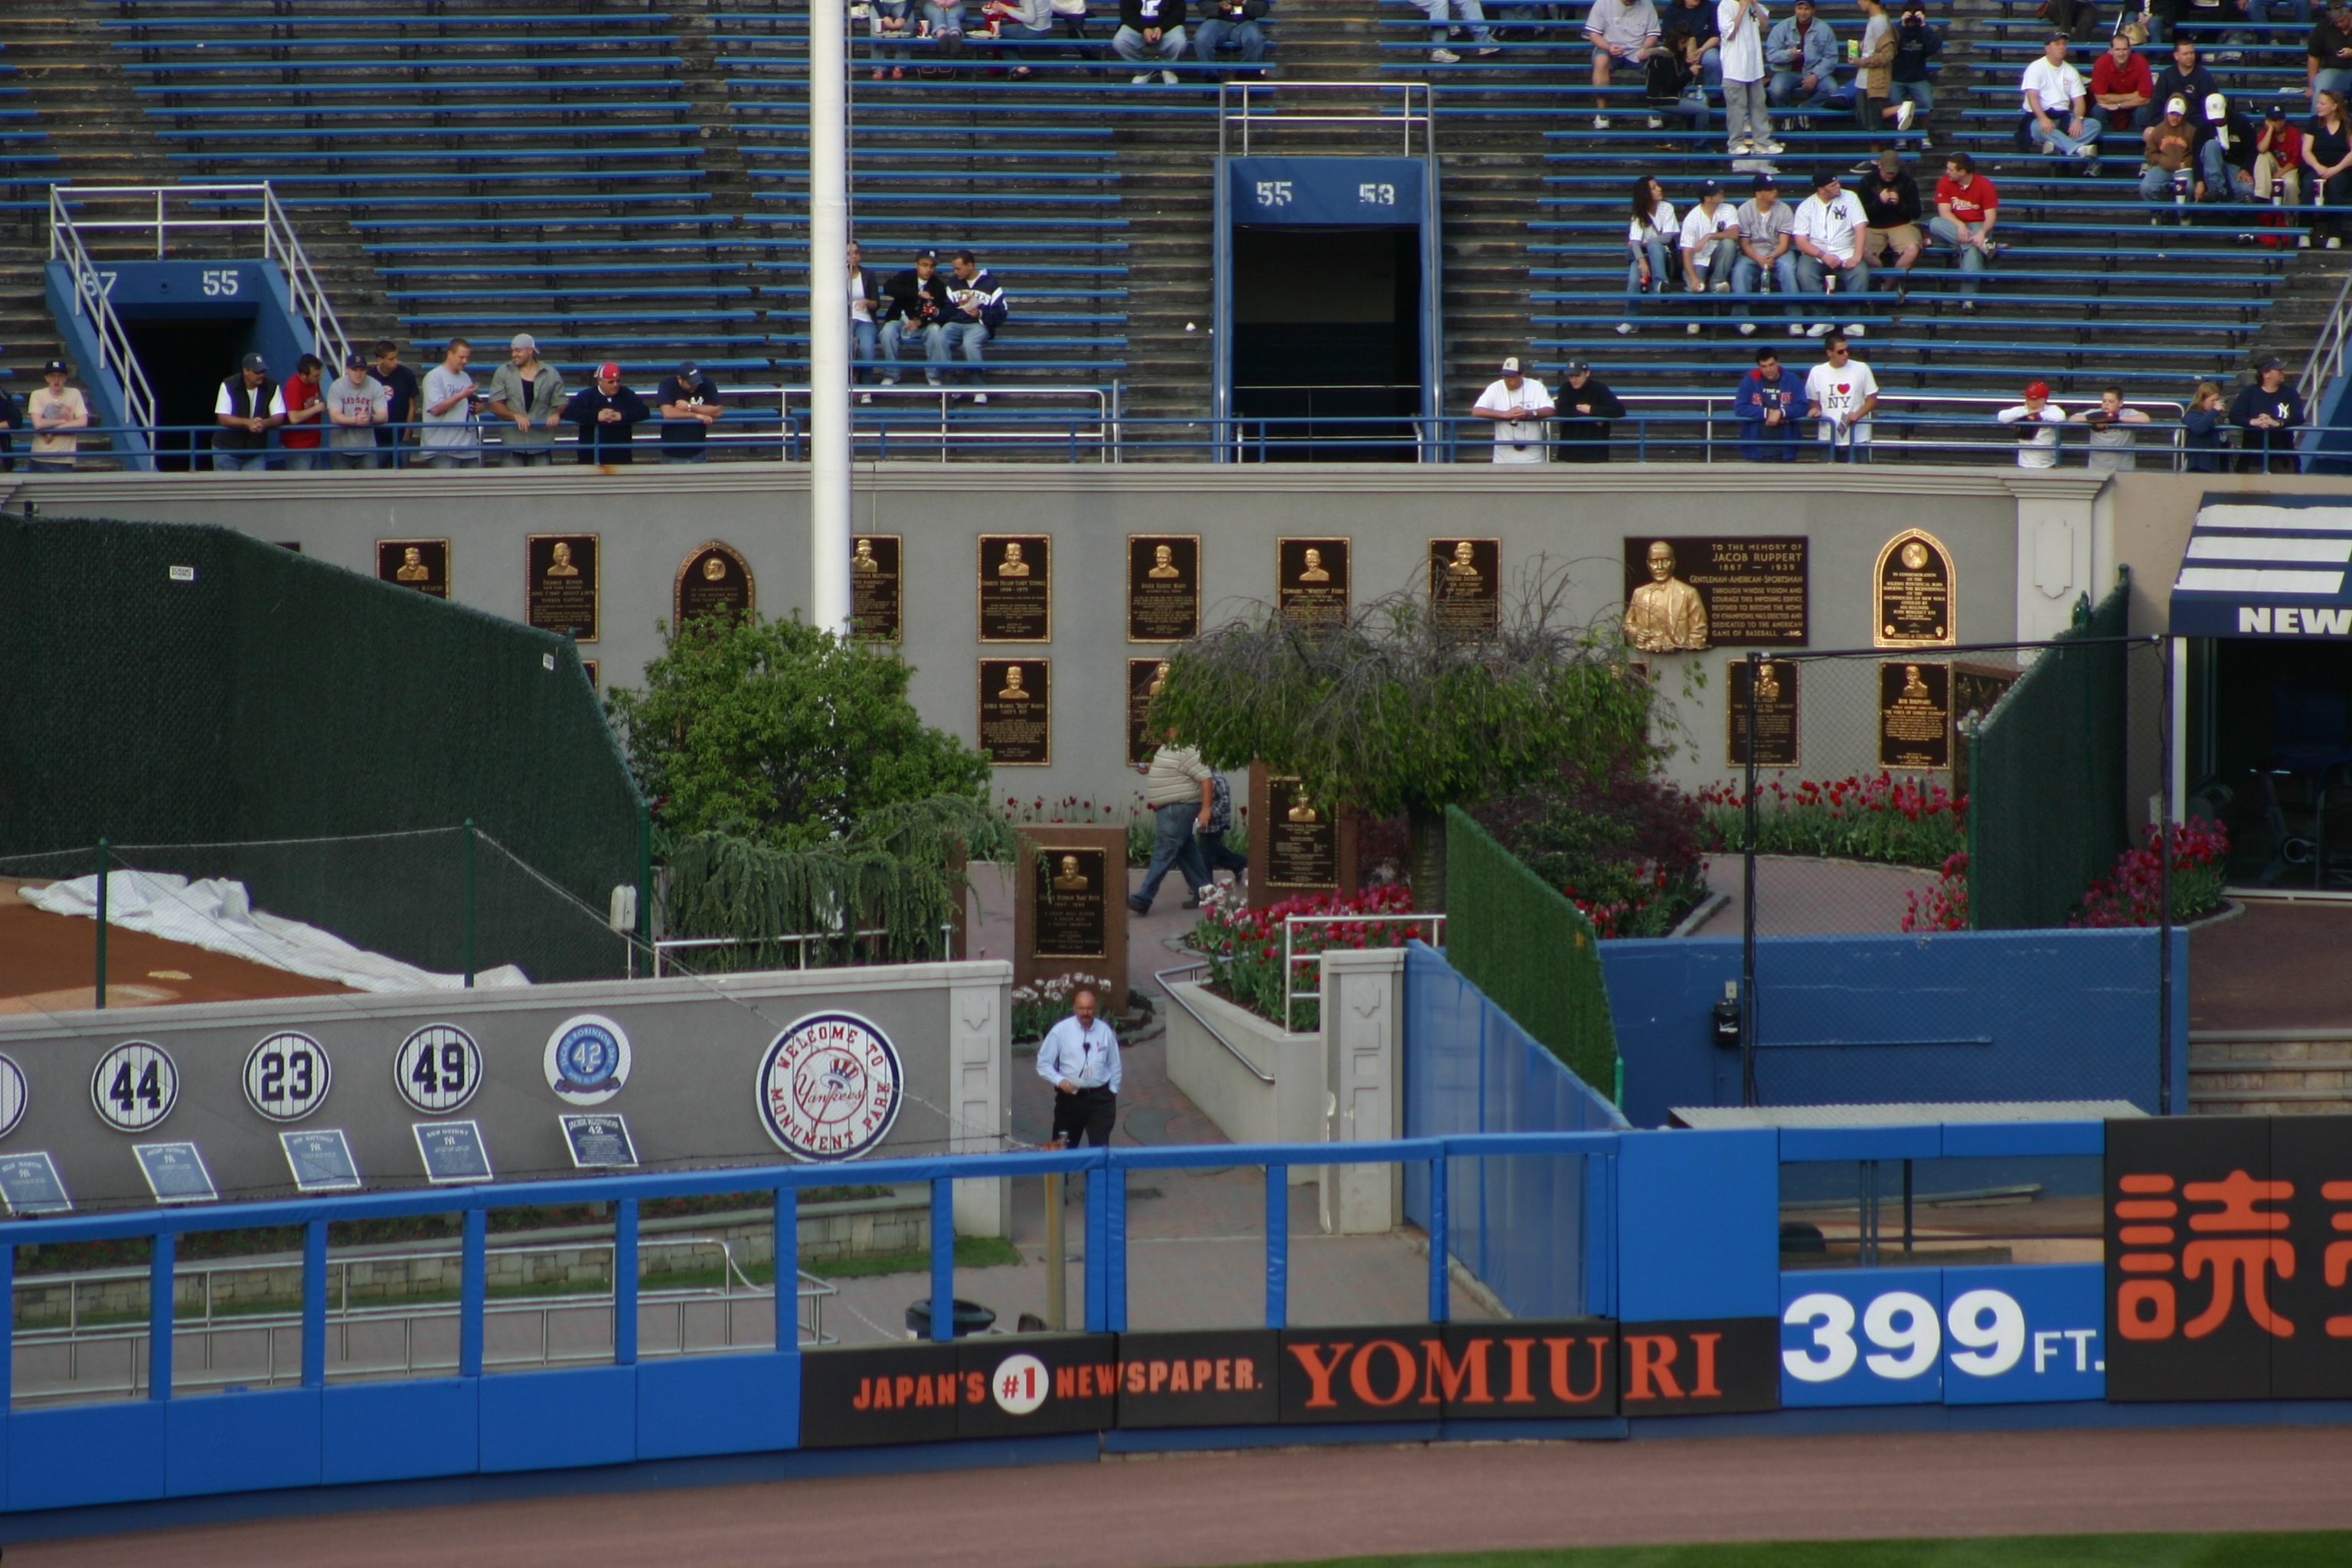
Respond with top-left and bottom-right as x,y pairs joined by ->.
1216,1537 -> 2352,1568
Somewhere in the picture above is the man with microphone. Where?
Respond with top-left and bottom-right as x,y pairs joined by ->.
1037,985 -> 1122,1150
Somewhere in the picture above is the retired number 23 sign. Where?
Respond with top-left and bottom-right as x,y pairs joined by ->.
757,1012 -> 903,1161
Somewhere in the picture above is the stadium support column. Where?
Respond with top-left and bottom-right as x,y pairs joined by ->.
808,0 -> 852,632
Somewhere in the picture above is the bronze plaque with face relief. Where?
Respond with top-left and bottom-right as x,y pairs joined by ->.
978,658 -> 1051,766
1031,846 -> 1110,961
378,537 -> 450,599
1875,528 -> 1956,648
1620,537 -> 1808,649
1278,537 -> 1351,628
850,534 -> 903,642
526,533 -> 599,642
1726,658 -> 1800,769
1263,774 -> 1338,889
1128,658 -> 1170,766
1128,534 -> 1200,643
978,534 -> 1052,643
675,540 -> 754,628
1429,537 -> 1501,639
1879,661 -> 1952,770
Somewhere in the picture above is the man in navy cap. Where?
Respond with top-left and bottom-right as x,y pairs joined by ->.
213,352 -> 279,472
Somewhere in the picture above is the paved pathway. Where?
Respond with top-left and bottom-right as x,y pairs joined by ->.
1691,854 -> 1942,937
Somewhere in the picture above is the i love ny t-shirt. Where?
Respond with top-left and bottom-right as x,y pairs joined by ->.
1805,359 -> 1878,442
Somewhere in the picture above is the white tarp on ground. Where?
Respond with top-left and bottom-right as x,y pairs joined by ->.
21,871 -> 528,994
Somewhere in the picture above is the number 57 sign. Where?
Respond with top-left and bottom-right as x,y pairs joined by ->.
1780,1264 -> 2105,1406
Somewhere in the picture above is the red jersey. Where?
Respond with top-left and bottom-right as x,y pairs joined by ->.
1934,173 -> 1998,224
279,372 -> 323,449
2089,52 -> 2154,129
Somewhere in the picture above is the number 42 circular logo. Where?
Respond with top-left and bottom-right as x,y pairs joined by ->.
93,1040 -> 178,1132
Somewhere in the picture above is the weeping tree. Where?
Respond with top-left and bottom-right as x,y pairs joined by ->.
609,612 -> 1010,965
1148,568 -> 1651,910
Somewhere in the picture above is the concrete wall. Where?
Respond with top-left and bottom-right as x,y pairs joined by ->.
0,961 -> 1011,1230
1161,979 -> 1323,1183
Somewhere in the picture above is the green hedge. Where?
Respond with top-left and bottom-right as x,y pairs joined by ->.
1443,805 -> 1619,1091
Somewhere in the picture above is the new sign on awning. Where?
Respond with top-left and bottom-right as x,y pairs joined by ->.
2169,498 -> 2352,639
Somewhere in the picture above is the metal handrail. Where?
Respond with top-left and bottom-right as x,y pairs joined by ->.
652,922 -> 953,976
1282,913 -> 1445,1034
1218,80 -> 1433,157
47,187 -> 157,441
1155,959 -> 1276,1083
781,383 -> 1111,462
2300,266 -> 2352,406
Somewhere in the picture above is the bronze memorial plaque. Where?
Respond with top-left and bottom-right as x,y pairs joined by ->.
1429,537 -> 1501,639
1128,658 -> 1171,766
1874,528 -> 1956,648
1278,537 -> 1351,628
526,533 -> 599,642
1726,658 -> 1800,769
1265,774 -> 1338,889
675,541 -> 754,628
850,534 -> 903,642
1031,846 -> 1110,961
1620,537 -> 1808,651
1879,661 -> 1952,771
1128,534 -> 1200,643
377,538 -> 449,599
978,658 -> 1051,766
978,534 -> 1052,643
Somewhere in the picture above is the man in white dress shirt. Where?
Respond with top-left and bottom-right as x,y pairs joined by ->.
1036,986 -> 1122,1148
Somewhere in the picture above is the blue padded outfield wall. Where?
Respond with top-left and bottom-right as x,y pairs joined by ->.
1600,930 -> 2192,1129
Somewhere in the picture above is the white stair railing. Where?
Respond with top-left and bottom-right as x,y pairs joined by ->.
47,185 -> 158,439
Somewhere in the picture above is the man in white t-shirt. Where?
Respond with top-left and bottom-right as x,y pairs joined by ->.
1717,0 -> 1779,155
418,338 -> 480,469
1997,379 -> 2067,468
2020,33 -> 2101,168
1791,169 -> 1870,338
1803,332 -> 1878,461
1678,180 -> 1742,335
1471,355 -> 1556,462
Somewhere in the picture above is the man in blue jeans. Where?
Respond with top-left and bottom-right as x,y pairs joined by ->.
1130,726 -> 1214,914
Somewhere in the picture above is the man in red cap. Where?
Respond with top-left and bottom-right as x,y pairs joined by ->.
561,362 -> 652,465
1996,379 -> 2066,467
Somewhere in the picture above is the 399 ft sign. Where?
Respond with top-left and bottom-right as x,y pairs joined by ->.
1779,1264 -> 2104,1407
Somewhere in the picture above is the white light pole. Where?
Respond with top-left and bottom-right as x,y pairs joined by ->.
807,0 -> 851,631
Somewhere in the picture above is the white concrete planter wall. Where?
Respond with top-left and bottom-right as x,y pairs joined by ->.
1163,979 -> 1325,1186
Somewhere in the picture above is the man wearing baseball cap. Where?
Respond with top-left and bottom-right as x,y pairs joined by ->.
213,352 -> 281,472
487,333 -> 564,467
560,362 -> 652,466
657,359 -> 725,463
1554,358 -> 1627,462
2229,354 -> 2305,472
2140,96 -> 2203,214
1996,380 -> 2066,469
1470,356 -> 1557,463
27,359 -> 87,475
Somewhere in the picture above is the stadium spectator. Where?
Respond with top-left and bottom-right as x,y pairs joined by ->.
2021,34 -> 2102,169
657,361 -> 725,462
1931,152 -> 1999,310
325,352 -> 388,469
2141,96 -> 2207,214
418,341 -> 479,469
1416,0 -> 1500,64
487,334 -> 564,467
1733,345 -> 1804,459
1891,0 -> 1941,147
2046,0 -> 2104,43
2182,378 -> 2232,470
2256,101 -> 2306,208
938,250 -> 1008,402
2311,0 -> 2352,103
368,341 -> 419,466
1553,358 -> 1628,461
2073,384 -> 2151,470
1114,0 -> 1187,80
2201,93 -> 2259,201
213,353 -> 281,472
1792,168 -> 1871,337
848,241 -> 880,401
1720,0 -> 1779,154
2305,87 -> 2352,243
1048,0 -> 1101,64
276,353 -> 325,470
878,249 -> 952,386
871,0 -> 914,77
1766,0 -> 1841,116
1194,0 -> 1271,74
1663,0 -> 1723,100
1733,172 -> 1799,335
1588,0 -> 1664,127
984,0 -> 1054,74
1997,380 -> 2066,466
1679,178 -> 1740,332
2144,39 -> 2220,129
26,360 -> 86,475
1803,331 -> 1877,459
1859,149 -> 1924,289
1853,0 -> 1907,159
1471,355 -> 1556,462
1619,175 -> 1678,334
1131,727 -> 1212,913
2230,354 -> 2305,470
563,363 -> 652,464
2091,31 -> 2154,132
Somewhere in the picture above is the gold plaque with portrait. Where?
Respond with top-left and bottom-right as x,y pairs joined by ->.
978,658 -> 1050,766
1277,537 -> 1350,628
1031,846 -> 1110,961
1128,534 -> 1201,643
674,540 -> 754,629
850,533 -> 903,642
1879,661 -> 1952,770
1128,658 -> 1171,766
377,538 -> 449,599
1621,537 -> 1809,651
1264,773 -> 1339,888
525,533 -> 599,642
1726,658 -> 1799,769
1874,528 -> 1955,648
1429,537 -> 1501,639
978,534 -> 1052,643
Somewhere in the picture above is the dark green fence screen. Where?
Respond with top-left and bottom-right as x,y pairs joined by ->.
0,516 -> 645,982
1967,580 -> 2131,931
1442,805 -> 1618,1091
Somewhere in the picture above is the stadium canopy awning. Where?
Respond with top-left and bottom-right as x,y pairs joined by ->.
2170,497 -> 2352,639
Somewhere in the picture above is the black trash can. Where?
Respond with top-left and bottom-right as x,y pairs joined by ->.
906,1297 -> 998,1338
